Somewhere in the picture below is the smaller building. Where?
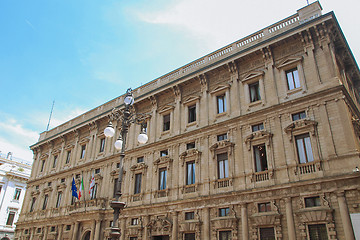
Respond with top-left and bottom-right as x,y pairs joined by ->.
0,153 -> 31,240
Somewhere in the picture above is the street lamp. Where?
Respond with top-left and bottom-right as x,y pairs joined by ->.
104,88 -> 148,240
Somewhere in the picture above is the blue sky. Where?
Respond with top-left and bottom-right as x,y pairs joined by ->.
1,0 -> 359,161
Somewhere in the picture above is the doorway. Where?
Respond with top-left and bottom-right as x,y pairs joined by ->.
152,235 -> 170,240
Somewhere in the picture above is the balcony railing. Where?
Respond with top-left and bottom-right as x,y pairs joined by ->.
296,161 -> 320,175
217,178 -> 230,188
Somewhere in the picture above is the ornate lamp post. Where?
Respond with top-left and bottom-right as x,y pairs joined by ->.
104,88 -> 148,240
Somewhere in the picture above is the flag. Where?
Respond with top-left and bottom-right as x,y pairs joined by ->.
79,175 -> 84,199
71,177 -> 78,199
89,172 -> 95,196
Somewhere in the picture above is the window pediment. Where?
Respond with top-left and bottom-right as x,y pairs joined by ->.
210,84 -> 230,94
158,105 -> 174,114
57,183 -> 66,190
79,137 -> 90,145
183,96 -> 200,105
179,149 -> 201,166
284,119 -> 317,141
277,56 -> 303,69
51,149 -> 61,155
130,162 -> 148,173
250,212 -> 281,225
147,216 -> 172,233
242,70 -> 264,83
296,207 -> 333,223
40,153 -> 49,160
43,186 -> 53,193
31,190 -> 40,196
244,130 -> 273,150
154,156 -> 173,166
64,143 -> 75,150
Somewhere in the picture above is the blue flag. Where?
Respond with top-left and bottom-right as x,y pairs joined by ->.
72,177 -> 79,199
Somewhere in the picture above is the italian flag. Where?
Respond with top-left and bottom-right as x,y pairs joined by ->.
79,176 -> 84,199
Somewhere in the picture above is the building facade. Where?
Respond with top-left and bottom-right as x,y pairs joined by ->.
15,2 -> 360,240
0,153 -> 31,240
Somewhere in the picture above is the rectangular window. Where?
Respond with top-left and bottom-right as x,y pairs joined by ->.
188,105 -> 196,123
113,178 -> 118,198
71,195 -> 76,205
14,188 -> 21,200
259,227 -> 275,240
185,212 -> 195,220
99,138 -> 105,152
252,123 -> 264,132
137,156 -> 144,163
219,207 -> 230,217
131,218 -> 139,225
42,194 -> 48,210
219,230 -> 232,240
6,211 -> 16,226
217,153 -> 229,179
56,192 -> 62,208
0,185 -> 2,194
52,155 -> 58,168
130,237 -> 138,240
184,233 -> 196,240
95,168 -> 101,174
90,183 -> 97,200
254,144 -> 268,172
134,173 -> 142,194
48,182 -> 52,187
286,68 -> 300,90
308,224 -> 328,240
37,228 -> 41,233
40,160 -> 45,172
160,150 -> 168,157
76,174 -> 80,179
258,202 -> 271,212
186,142 -> 195,150
51,226 -> 56,232
159,168 -> 167,190
66,151 -> 71,164
80,145 -> 86,159
163,114 -> 170,131
30,197 -> 36,212
292,111 -> 306,121
217,133 -> 227,141
66,225 -> 71,231
249,82 -> 261,102
217,94 -> 226,113
296,133 -> 314,164
61,178 -> 65,183
186,161 -> 195,185
305,196 -> 321,207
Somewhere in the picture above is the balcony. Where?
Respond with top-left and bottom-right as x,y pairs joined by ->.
296,161 -> 321,175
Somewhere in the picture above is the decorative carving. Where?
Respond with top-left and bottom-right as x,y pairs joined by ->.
276,56 -> 303,69
244,130 -> 273,151
241,70 -> 264,83
179,149 -> 202,166
147,216 -> 172,236
284,119 -> 317,141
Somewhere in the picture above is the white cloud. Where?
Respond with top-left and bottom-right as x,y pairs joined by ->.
135,0 -> 304,49
0,118 -> 39,161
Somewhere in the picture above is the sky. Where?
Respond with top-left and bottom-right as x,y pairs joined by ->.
0,0 -> 359,162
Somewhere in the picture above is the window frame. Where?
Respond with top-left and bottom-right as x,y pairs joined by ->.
217,153 -> 229,179
42,194 -> 48,210
65,150 -> 71,164
134,173 -> 142,194
186,161 -> 196,185
286,67 -> 301,90
14,188 -> 21,201
253,144 -> 268,172
163,113 -> 171,132
99,137 -> 106,153
6,211 -> 16,226
295,133 -> 314,164
216,94 -> 226,114
159,168 -> 167,190
249,81 -> 261,103
80,145 -> 86,159
56,192 -> 62,208
188,104 -> 197,123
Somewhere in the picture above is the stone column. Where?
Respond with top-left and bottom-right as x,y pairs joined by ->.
42,226 -> 48,240
285,198 -> 296,240
120,218 -> 126,240
337,191 -> 355,240
57,225 -> 63,240
29,227 -> 35,240
241,204 -> 249,240
94,220 -> 101,240
90,220 -> 96,240
203,208 -> 210,240
143,215 -> 150,240
172,211 -> 178,240
72,222 -> 79,240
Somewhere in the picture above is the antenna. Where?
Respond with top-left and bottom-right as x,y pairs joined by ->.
46,100 -> 55,131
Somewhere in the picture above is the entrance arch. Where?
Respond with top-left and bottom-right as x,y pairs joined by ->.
81,231 -> 91,240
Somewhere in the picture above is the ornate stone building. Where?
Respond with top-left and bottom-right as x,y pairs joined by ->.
15,2 -> 360,240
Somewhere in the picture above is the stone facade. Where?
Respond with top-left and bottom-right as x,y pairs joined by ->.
0,153 -> 31,240
15,2 -> 360,240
